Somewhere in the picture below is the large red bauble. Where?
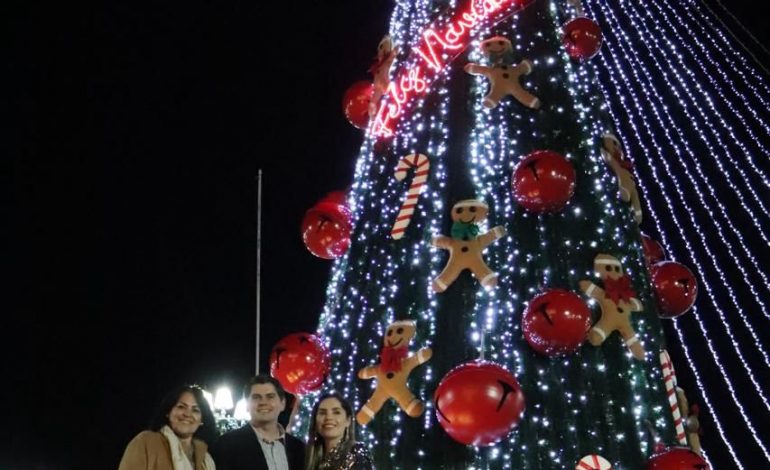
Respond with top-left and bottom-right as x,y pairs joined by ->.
269,332 -> 330,395
434,361 -> 525,446
641,233 -> 666,266
512,150 -> 576,213
650,261 -> 698,318
301,194 -> 352,260
562,17 -> 603,60
522,289 -> 592,357
342,81 -> 373,129
646,446 -> 710,469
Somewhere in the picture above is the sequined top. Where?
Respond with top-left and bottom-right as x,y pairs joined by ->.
318,442 -> 375,470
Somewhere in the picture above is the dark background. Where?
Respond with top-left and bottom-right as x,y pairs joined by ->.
5,0 -> 769,468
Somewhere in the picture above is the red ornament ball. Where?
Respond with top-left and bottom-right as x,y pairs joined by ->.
650,261 -> 698,318
562,17 -> 603,60
646,446 -> 710,470
342,81 -> 373,129
512,150 -> 576,213
641,233 -> 666,266
522,289 -> 592,357
434,361 -> 525,446
269,332 -> 330,395
301,193 -> 352,260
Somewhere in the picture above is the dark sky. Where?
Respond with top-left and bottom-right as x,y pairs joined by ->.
6,1 -> 770,469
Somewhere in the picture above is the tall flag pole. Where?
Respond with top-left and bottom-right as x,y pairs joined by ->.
256,169 -> 263,374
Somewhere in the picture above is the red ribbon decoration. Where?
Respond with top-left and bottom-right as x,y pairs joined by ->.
603,274 -> 637,305
379,345 -> 408,373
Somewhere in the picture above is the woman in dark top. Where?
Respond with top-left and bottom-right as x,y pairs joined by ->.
305,392 -> 374,470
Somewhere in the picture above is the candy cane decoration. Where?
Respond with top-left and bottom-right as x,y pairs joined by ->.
391,153 -> 430,239
660,349 -> 688,445
576,454 -> 612,470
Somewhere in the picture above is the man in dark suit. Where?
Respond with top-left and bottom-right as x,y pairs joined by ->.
210,375 -> 305,470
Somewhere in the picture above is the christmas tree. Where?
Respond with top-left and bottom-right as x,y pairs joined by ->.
275,0 -> 770,468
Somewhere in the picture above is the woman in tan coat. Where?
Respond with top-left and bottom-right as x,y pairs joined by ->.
119,384 -> 217,470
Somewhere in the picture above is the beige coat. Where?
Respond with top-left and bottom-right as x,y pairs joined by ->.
118,430 -> 214,470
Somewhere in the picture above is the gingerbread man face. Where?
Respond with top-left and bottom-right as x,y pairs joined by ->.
384,320 -> 416,347
601,133 -> 623,162
451,200 -> 489,225
481,36 -> 512,63
594,253 -> 624,281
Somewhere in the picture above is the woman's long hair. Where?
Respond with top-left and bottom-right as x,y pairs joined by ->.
148,384 -> 218,445
305,391 -> 356,470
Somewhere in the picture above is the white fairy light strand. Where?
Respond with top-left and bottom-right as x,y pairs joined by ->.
647,0 -> 770,179
587,32 -> 749,469
613,0 -> 770,356
589,0 -> 770,417
584,0 -> 764,462
623,0 -> 770,232
693,0 -> 770,76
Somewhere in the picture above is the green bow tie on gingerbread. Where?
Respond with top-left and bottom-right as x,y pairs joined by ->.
431,199 -> 506,293
451,221 -> 480,240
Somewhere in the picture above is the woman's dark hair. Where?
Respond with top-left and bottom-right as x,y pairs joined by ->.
149,384 -> 218,444
305,391 -> 356,470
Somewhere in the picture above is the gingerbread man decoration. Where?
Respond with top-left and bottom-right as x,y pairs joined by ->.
356,320 -> 432,425
579,253 -> 645,360
464,36 -> 540,110
601,133 -> 642,224
676,387 -> 703,456
431,199 -> 506,292
368,35 -> 399,117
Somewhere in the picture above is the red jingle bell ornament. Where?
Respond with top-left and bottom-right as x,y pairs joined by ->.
562,17 -> 603,61
301,193 -> 352,260
646,446 -> 709,469
522,289 -> 592,357
269,332 -> 331,395
434,361 -> 525,446
641,233 -> 666,267
512,150 -> 576,213
650,261 -> 698,318
342,81 -> 374,129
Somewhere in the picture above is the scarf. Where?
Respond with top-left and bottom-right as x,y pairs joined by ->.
603,275 -> 637,305
161,426 -> 214,470
379,345 -> 408,373
451,222 -> 479,240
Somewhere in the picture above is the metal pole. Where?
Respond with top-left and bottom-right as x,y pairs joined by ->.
256,169 -> 263,374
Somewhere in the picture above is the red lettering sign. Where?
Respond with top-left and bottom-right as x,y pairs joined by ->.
372,0 -> 533,137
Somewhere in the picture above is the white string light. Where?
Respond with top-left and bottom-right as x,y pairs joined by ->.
586,0 -> 770,464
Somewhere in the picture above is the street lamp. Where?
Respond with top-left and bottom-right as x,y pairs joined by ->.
214,386 -> 234,412
234,399 -> 249,421
209,384 -> 247,434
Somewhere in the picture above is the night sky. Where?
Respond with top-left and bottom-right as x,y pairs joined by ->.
6,1 -> 770,468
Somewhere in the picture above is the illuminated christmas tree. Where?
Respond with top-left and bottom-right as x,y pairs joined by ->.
276,0 -> 770,468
